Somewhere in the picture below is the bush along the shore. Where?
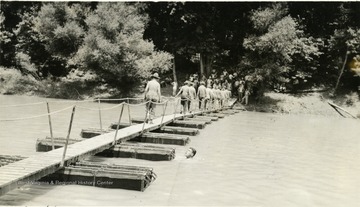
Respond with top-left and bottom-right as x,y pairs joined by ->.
0,67 -> 40,95
0,67 -> 118,99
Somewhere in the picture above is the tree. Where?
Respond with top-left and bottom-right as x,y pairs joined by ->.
0,1 -> 41,68
72,2 -> 172,95
242,3 -> 322,94
145,2 -> 256,79
0,11 -> 12,65
327,3 -> 360,94
31,2 -> 89,77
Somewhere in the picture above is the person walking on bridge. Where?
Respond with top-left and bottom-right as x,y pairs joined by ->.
176,80 -> 190,114
197,81 -> 207,110
144,73 -> 161,124
188,82 -> 197,113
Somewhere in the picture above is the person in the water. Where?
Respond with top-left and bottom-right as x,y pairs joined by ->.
185,147 -> 197,158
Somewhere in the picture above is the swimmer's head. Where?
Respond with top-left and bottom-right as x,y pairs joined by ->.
185,147 -> 197,158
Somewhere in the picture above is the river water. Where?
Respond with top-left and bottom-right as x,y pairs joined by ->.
0,95 -> 359,206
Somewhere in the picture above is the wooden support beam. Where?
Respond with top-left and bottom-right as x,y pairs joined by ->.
97,142 -> 175,161
39,161 -> 156,191
138,132 -> 190,146
80,128 -> 114,138
156,126 -> 199,136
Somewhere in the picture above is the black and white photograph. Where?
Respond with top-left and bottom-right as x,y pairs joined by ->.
0,0 -> 359,206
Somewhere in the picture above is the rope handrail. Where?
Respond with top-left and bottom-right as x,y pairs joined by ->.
77,102 -> 124,111
47,99 -> 96,103
98,97 -> 143,101
0,105 -> 75,122
0,96 -> 232,108
0,95 -> 234,119
125,101 -> 149,107
0,101 -> 46,108
0,99 -> 96,108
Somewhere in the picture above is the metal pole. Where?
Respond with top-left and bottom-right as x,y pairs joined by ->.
113,104 -> 125,145
173,98 -> 180,120
127,98 -> 132,124
142,101 -> 149,132
60,106 -> 76,167
46,102 -> 55,150
97,99 -> 103,131
160,101 -> 168,126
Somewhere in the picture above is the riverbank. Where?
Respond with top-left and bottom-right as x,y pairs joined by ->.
239,91 -> 360,118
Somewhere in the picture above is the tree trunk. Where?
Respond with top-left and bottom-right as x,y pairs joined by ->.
199,53 -> 214,78
172,52 -> 178,96
333,49 -> 349,94
199,53 -> 205,78
205,55 -> 213,76
172,52 -> 177,83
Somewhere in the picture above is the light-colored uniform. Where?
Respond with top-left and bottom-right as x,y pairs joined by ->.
144,79 -> 161,102
197,85 -> 207,110
144,78 -> 161,122
188,85 -> 196,111
197,85 -> 207,99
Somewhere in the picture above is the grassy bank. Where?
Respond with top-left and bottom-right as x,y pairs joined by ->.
240,91 -> 360,118
0,67 -> 128,100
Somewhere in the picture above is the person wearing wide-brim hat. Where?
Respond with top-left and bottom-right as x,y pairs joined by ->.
144,73 -> 161,124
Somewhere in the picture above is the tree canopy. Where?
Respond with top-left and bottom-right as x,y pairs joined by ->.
1,1 -> 359,96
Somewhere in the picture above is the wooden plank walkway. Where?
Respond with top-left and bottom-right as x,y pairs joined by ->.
0,101 -> 236,196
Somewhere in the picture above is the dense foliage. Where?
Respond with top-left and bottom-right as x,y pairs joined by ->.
1,2 -> 359,97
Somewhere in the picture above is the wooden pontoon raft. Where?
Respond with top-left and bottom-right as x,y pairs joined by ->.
36,137 -> 175,161
168,120 -> 207,129
192,115 -> 219,121
136,132 -> 191,146
156,126 -> 200,136
130,117 -> 151,124
36,137 -> 85,152
98,142 -> 175,161
109,122 -> 133,130
39,161 -> 156,191
182,117 -> 213,124
80,128 -> 114,138
202,113 -> 226,118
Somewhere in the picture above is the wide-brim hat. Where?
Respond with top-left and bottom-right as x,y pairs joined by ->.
200,81 -> 205,85
151,73 -> 160,79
